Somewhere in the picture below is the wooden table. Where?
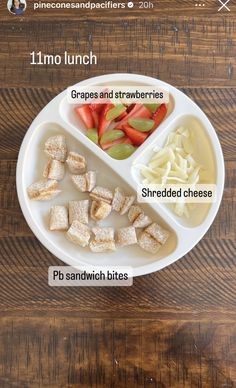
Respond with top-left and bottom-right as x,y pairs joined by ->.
0,1 -> 236,386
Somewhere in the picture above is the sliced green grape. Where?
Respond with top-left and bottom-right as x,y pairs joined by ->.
128,118 -> 155,132
87,128 -> 98,144
100,130 -> 125,145
106,105 -> 126,121
107,144 -> 137,160
144,104 -> 160,113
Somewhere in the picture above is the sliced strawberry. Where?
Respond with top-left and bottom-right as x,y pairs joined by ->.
90,109 -> 99,128
90,102 -> 105,113
130,104 -> 152,119
75,105 -> 94,130
116,104 -> 141,127
116,104 -> 152,129
101,136 -> 133,150
98,103 -> 114,137
101,137 -> 126,150
151,104 -> 167,133
122,125 -> 149,146
122,137 -> 133,145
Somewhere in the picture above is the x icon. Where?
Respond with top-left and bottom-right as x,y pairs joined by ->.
218,0 -> 230,11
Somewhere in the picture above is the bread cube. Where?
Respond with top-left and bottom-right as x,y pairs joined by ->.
49,205 -> 68,231
112,187 -> 135,215
27,179 -> 61,201
43,159 -> 65,181
69,200 -> 89,224
138,232 -> 161,254
66,152 -> 86,174
90,186 -> 113,204
117,226 -> 137,246
128,205 -> 152,228
66,221 -> 90,247
92,227 -> 115,242
145,223 -> 170,245
44,135 -> 67,162
90,240 -> 116,253
90,200 -> 112,222
89,227 -> 116,252
72,171 -> 96,192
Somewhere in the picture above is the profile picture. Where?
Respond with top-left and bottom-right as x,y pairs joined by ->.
8,0 -> 26,15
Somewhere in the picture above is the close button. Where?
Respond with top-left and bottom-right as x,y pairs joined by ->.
218,0 -> 230,12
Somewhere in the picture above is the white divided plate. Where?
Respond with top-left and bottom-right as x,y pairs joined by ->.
16,74 -> 225,277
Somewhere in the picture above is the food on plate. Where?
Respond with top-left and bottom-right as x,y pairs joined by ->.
71,174 -> 86,192
92,226 -> 114,241
27,179 -> 61,201
140,127 -> 202,217
111,187 -> 124,212
112,187 -> 135,215
98,103 -> 114,137
138,232 -> 161,254
117,226 -> 137,246
27,135 -> 67,200
128,205 -> 152,228
127,118 -> 155,132
27,132 -> 171,255
69,200 -> 89,225
74,101 -> 168,159
144,103 -> 160,113
100,130 -> 125,150
44,135 -> 67,162
66,151 -> 87,174
106,104 -> 126,121
151,104 -> 168,133
66,221 -> 90,247
49,205 -> 69,231
138,222 -> 169,253
43,159 -> 65,181
115,104 -> 152,128
90,240 -> 116,253
75,105 -> 95,129
87,129 -> 98,144
90,200 -> 112,222
145,222 -> 169,245
90,227 -> 116,252
90,186 -> 113,204
85,171 -> 97,192
107,143 -> 137,160
133,213 -> 152,228
71,171 -> 96,192
118,195 -> 135,216
121,126 -> 148,147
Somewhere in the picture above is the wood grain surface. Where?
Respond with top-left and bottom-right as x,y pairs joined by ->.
1,318 -> 236,388
0,3 -> 236,387
1,18 -> 236,88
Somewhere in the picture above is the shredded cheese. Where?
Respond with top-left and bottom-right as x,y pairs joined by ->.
140,127 -> 202,217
